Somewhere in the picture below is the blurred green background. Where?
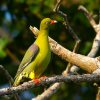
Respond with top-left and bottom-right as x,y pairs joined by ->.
0,0 -> 99,100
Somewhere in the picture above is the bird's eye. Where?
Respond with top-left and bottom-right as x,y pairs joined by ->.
46,21 -> 49,25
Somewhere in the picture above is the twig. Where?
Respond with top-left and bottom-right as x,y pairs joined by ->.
78,5 -> 100,57
78,5 -> 97,30
53,0 -> 80,47
53,0 -> 80,42
54,0 -> 81,75
0,65 -> 20,100
0,65 -> 13,85
1,74 -> 100,96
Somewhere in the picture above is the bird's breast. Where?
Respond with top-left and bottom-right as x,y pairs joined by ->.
34,36 -> 51,77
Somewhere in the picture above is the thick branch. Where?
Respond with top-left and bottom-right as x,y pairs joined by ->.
30,26 -> 100,73
1,74 -> 100,96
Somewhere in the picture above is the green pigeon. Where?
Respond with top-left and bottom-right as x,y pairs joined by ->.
13,18 -> 57,86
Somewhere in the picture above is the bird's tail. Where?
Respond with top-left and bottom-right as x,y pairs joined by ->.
9,77 -> 21,100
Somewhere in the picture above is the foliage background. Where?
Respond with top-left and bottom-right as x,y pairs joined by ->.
0,0 -> 99,100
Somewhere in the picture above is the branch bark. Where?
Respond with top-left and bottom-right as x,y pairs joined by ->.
0,74 -> 100,96
30,26 -> 100,73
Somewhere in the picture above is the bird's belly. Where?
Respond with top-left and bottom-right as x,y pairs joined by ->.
34,50 -> 51,78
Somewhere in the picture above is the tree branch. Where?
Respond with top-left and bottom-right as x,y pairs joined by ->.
78,5 -> 97,30
30,25 -> 100,100
78,5 -> 100,58
30,5 -> 100,100
30,26 -> 100,73
1,74 -> 100,96
0,65 -> 20,100
78,5 -> 100,100
53,0 -> 81,75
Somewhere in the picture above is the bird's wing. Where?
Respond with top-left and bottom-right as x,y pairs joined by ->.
15,43 -> 39,78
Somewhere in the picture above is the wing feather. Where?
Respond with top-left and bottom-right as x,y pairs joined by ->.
15,43 -> 39,78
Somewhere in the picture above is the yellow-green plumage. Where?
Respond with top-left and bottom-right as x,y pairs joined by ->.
13,18 -> 57,86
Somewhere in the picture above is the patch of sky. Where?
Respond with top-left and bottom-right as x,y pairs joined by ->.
5,11 -> 12,22
20,90 -> 35,100
0,83 -> 10,88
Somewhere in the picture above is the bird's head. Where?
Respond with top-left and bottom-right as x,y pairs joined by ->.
40,18 -> 57,31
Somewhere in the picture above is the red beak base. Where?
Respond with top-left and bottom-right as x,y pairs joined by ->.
50,20 -> 57,24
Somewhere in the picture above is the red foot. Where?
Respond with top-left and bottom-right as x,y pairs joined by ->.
33,76 -> 47,85
33,78 -> 40,85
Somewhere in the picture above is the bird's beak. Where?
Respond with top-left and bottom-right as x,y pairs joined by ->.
50,20 -> 57,24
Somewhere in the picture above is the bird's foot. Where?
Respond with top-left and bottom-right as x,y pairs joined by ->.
33,76 -> 47,85
33,78 -> 40,85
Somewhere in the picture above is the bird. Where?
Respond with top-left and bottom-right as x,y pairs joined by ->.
13,18 -> 57,86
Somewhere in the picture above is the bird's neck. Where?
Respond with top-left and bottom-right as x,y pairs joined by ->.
39,29 -> 49,36
35,29 -> 49,49
35,29 -> 49,43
